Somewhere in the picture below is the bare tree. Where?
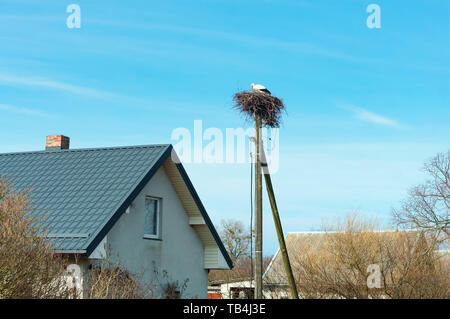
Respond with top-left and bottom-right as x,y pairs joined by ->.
218,219 -> 252,261
0,177 -> 188,299
0,177 -> 76,298
265,214 -> 449,299
393,151 -> 449,243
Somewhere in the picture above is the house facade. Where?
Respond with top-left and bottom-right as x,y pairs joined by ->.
0,135 -> 232,298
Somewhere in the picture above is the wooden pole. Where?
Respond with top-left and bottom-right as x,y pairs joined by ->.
254,114 -> 263,299
260,145 -> 299,299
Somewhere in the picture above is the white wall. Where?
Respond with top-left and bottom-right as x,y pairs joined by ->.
214,281 -> 287,299
105,166 -> 208,298
219,281 -> 253,299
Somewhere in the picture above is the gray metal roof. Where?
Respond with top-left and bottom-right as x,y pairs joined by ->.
0,144 -> 171,253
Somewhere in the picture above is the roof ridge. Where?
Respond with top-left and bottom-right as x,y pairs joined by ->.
0,143 -> 172,156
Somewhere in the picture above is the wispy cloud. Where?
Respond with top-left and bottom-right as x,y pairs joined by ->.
0,73 -> 120,100
339,104 -> 402,128
88,20 -> 376,64
0,103 -> 49,117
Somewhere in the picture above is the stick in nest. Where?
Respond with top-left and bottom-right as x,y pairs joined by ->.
233,91 -> 285,128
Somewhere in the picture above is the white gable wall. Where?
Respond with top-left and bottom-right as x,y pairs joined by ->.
105,166 -> 208,298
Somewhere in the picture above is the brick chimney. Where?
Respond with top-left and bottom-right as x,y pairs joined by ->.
46,135 -> 70,150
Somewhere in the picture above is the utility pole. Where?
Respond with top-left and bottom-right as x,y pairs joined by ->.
233,85 -> 291,299
254,114 -> 263,299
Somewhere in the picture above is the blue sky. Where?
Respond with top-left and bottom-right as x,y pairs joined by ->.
0,0 -> 449,255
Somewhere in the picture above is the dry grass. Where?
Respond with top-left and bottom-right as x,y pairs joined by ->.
233,91 -> 285,128
84,260 -> 145,299
265,214 -> 450,299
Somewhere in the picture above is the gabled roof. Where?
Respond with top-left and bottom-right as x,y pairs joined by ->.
0,144 -> 232,268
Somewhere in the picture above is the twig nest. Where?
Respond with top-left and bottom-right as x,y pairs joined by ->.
233,91 -> 285,128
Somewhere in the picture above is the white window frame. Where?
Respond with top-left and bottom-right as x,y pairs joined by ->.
143,196 -> 162,240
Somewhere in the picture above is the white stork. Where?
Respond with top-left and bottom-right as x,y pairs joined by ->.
251,83 -> 271,95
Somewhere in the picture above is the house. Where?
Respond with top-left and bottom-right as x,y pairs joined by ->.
208,279 -> 255,299
0,135 -> 232,298
208,258 -> 277,299
208,277 -> 291,299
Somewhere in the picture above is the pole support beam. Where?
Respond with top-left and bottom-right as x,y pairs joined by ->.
261,145 -> 299,299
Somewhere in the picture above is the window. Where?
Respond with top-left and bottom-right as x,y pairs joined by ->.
144,197 -> 161,239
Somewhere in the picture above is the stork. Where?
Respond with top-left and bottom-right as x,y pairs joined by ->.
251,83 -> 271,95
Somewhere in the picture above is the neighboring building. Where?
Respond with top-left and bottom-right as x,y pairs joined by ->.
208,278 -> 290,299
207,258 -> 274,299
0,135 -> 232,298
208,279 -> 254,299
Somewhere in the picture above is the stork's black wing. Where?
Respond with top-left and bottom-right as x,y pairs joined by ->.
261,88 -> 271,95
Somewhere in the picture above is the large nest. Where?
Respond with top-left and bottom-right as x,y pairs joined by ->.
233,91 -> 285,127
